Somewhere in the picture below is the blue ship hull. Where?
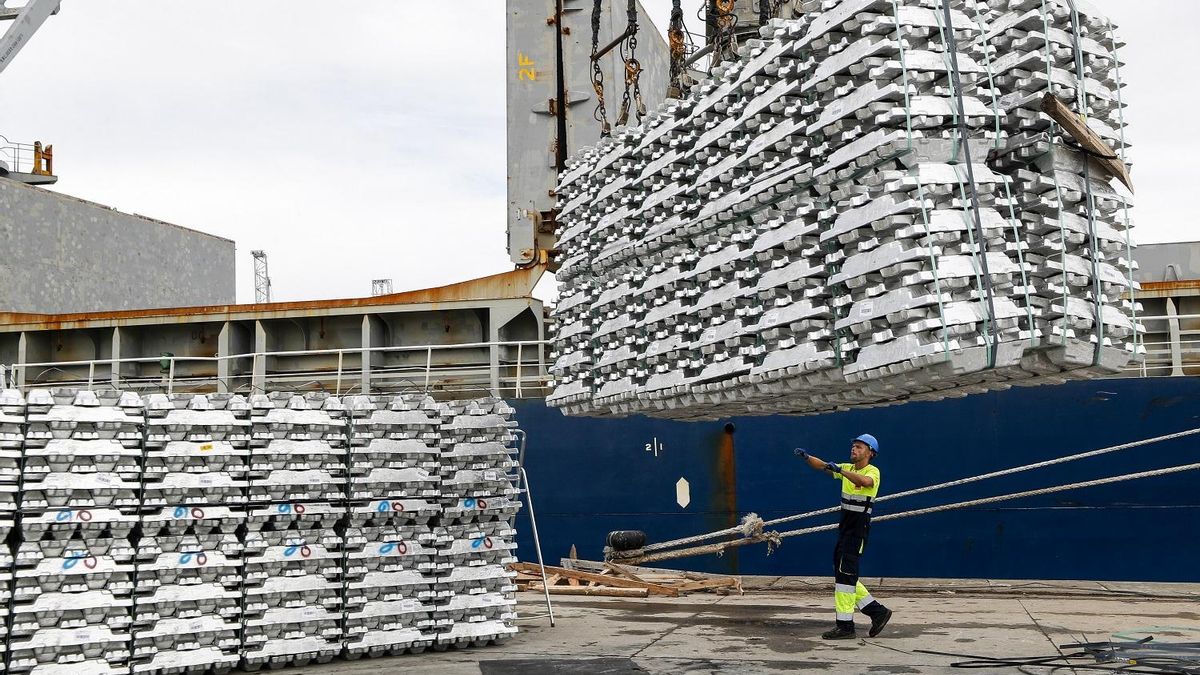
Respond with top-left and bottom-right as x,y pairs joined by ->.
512,377 -> 1200,582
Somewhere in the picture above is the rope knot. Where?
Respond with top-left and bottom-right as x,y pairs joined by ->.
739,513 -> 765,538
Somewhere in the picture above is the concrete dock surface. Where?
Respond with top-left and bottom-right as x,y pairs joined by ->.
306,576 -> 1200,674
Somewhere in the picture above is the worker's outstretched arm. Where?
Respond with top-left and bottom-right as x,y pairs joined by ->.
795,448 -> 874,487
795,449 -> 834,474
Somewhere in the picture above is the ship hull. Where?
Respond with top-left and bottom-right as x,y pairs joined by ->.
512,376 -> 1200,582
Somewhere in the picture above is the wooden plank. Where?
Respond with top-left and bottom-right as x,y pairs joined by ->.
531,585 -> 649,598
1040,93 -> 1134,193
563,558 -> 691,579
511,563 -> 681,597
604,562 -> 650,583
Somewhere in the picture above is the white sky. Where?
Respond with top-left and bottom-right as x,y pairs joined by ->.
0,1 -> 1191,304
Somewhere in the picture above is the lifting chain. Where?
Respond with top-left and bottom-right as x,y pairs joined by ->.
667,0 -> 686,98
758,0 -> 770,25
617,0 -> 645,127
590,0 -> 611,137
713,0 -> 738,69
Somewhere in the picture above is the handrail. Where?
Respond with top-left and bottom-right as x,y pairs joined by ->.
8,339 -> 552,397
7,310 -> 1200,394
1136,312 -> 1200,377
13,340 -> 548,370
0,139 -> 37,173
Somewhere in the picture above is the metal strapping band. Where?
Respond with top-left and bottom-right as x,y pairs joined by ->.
938,0 -> 999,368
1066,0 -> 1107,366
1105,18 -> 1138,357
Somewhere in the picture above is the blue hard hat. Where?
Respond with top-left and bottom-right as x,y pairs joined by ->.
852,434 -> 879,454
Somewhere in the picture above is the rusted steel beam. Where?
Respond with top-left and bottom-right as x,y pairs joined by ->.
0,265 -> 547,330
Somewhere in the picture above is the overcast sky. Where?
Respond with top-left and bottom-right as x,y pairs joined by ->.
0,1 -> 1190,304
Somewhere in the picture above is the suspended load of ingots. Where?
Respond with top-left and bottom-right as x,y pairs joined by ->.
0,387 -> 520,674
549,0 -> 1142,420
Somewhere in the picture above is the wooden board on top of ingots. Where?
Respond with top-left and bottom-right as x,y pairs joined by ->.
508,561 -> 744,597
1041,93 -> 1134,193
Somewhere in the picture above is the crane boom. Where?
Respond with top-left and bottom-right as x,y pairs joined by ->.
0,0 -> 60,77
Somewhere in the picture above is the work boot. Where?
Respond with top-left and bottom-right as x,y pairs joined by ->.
868,608 -> 893,638
821,625 -> 856,640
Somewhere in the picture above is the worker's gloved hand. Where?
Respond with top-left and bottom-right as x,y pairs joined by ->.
824,461 -> 841,474
794,448 -> 809,459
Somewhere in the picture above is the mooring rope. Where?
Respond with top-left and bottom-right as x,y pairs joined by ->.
631,461 -> 1200,564
637,427 -> 1200,556
628,425 -> 1200,562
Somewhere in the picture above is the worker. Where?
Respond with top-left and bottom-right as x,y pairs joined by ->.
796,434 -> 892,640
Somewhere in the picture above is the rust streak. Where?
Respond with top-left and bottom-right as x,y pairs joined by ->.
713,423 -> 739,574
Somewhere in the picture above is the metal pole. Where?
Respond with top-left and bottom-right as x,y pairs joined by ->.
167,358 -> 176,394
87,361 -> 95,390
514,429 -> 554,626
424,347 -> 433,393
1167,298 -> 1184,377
336,351 -> 344,396
520,465 -> 555,628
516,343 -> 523,399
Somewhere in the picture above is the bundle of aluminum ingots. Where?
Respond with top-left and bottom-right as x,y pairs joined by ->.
135,393 -> 249,674
11,390 -> 142,675
433,399 -> 520,649
342,393 -> 443,658
549,0 -> 1141,419
242,392 -> 348,670
0,387 -> 520,674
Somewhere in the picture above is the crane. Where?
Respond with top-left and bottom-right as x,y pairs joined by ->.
0,0 -> 59,185
0,0 -> 59,76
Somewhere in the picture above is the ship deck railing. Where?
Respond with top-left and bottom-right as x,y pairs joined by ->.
4,313 -> 1197,399
1128,312 -> 1200,378
4,339 -> 553,400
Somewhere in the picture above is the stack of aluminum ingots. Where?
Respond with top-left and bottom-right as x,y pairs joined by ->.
11,390 -> 141,674
433,399 -> 520,649
549,0 -> 1142,420
342,393 -> 442,657
242,393 -> 348,670
0,389 -> 21,666
135,393 -> 248,674
0,387 -> 521,673
984,0 -> 1139,376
